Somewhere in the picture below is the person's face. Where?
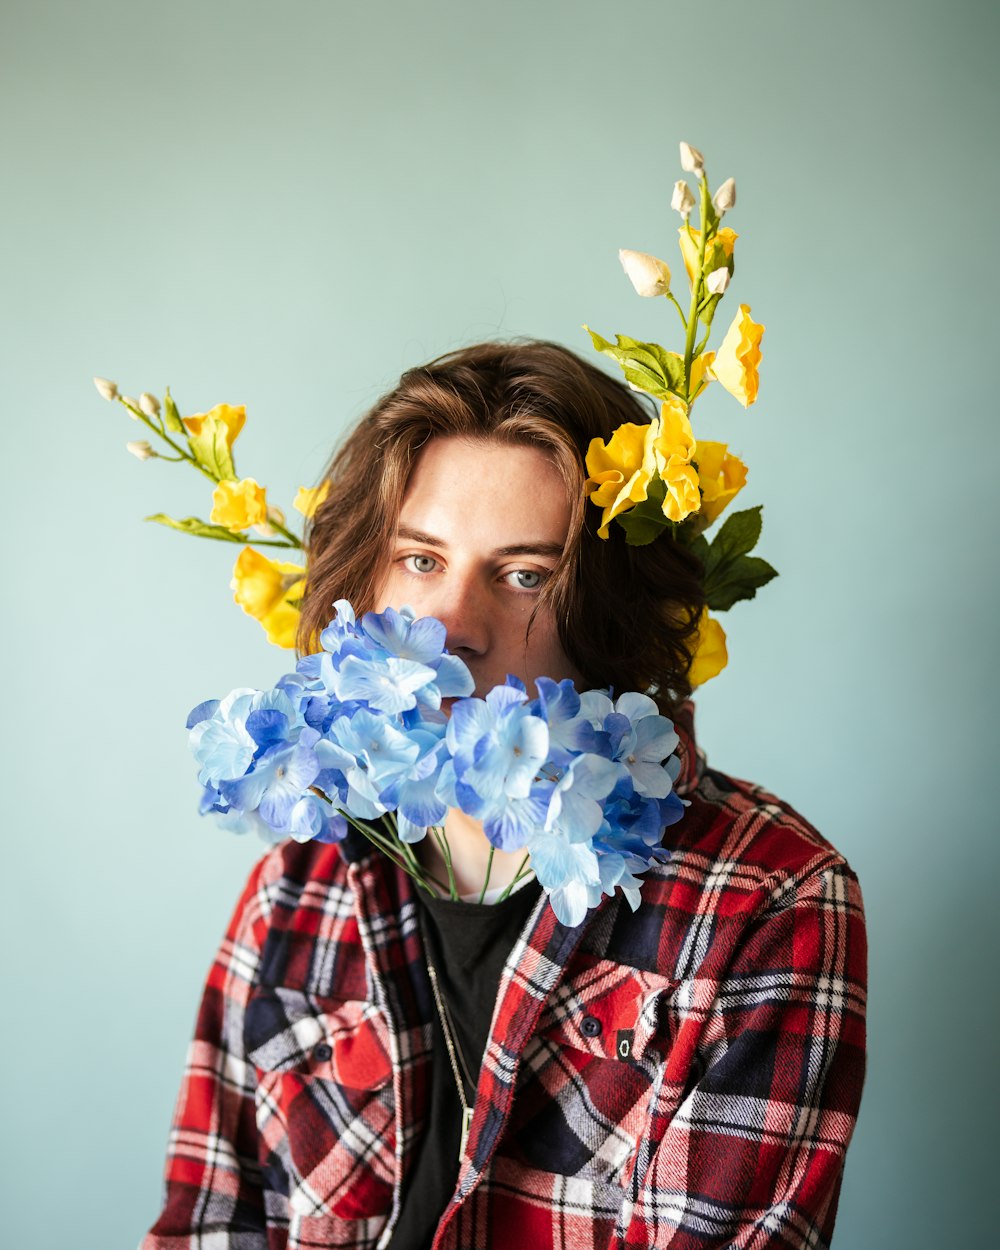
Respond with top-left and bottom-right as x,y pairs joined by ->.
375,436 -> 581,698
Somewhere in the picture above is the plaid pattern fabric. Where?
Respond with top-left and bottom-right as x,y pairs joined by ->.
142,707 -> 867,1249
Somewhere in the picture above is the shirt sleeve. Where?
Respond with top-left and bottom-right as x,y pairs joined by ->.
620,859 -> 868,1249
140,855 -> 275,1249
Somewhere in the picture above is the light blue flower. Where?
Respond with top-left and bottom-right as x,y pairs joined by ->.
218,727 -> 321,831
525,826 -> 601,927
189,688 -> 260,786
335,653 -> 439,715
447,679 -> 549,803
319,709 -> 420,820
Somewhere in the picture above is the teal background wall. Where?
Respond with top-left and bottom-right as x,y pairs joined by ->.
2,1 -> 996,1245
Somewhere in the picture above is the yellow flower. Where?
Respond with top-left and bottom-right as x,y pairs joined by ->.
677,226 -> 738,289
259,594 -> 304,650
181,402 -> 246,448
230,547 -> 305,630
709,304 -> 764,407
210,477 -> 268,532
693,441 -> 747,526
653,397 -> 700,523
689,351 -> 715,398
585,420 -> 661,539
293,481 -> 331,519
688,610 -> 728,687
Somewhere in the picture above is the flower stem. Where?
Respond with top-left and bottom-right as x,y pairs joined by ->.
433,826 -> 459,900
495,854 -> 531,902
119,397 -> 216,481
683,176 -> 711,401
340,810 -> 450,896
477,846 -> 495,904
666,291 -> 689,329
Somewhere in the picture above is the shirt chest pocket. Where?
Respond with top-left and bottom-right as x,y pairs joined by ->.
245,987 -> 396,1223
504,960 -> 676,1186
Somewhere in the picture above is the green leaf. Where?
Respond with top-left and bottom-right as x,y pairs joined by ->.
697,507 -> 778,610
712,505 -> 763,555
144,513 -> 245,542
705,555 -> 778,611
617,477 -> 670,546
584,326 -> 684,401
186,413 -> 237,481
162,386 -> 185,434
698,292 -> 722,328
702,193 -> 720,236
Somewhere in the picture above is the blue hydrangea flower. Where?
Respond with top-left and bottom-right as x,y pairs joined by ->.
187,600 -> 686,919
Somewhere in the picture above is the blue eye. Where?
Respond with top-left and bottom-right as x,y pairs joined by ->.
508,569 -> 543,589
408,555 -> 437,573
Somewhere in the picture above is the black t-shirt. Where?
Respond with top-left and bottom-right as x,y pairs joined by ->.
387,878 -> 543,1248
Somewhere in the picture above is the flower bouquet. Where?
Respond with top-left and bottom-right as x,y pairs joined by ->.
190,599 -> 685,926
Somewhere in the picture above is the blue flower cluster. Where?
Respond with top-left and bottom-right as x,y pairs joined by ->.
189,600 -> 685,926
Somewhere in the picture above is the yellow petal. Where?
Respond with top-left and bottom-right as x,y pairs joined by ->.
210,477 -> 268,532
585,420 -> 661,537
258,593 -> 303,650
230,547 -> 305,621
689,611 -> 728,687
689,351 -> 716,396
677,227 -> 738,289
710,304 -> 765,407
182,403 -> 247,449
293,481 -> 330,519
653,397 -> 695,470
661,462 -> 701,523
694,440 -> 747,526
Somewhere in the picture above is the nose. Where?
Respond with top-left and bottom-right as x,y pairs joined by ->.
429,574 -> 490,661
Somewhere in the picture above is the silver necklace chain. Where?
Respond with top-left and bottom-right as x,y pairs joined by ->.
422,921 -> 476,1161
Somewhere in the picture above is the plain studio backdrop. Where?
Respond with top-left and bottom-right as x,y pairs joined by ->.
2,1 -> 996,1246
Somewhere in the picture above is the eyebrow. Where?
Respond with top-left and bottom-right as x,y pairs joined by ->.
395,524 -> 565,559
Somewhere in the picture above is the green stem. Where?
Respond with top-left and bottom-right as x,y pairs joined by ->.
237,537 -> 301,548
335,807 -> 451,896
477,846 -> 495,904
119,397 -> 217,480
666,291 -> 689,330
495,854 -> 532,903
433,826 -> 459,900
682,176 -> 711,402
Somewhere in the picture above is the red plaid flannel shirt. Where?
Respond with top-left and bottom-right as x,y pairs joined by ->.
142,707 -> 867,1249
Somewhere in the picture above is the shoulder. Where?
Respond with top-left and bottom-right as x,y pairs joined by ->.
602,758 -> 865,981
677,762 -> 857,887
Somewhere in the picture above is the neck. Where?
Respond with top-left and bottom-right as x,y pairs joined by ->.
417,808 -> 530,899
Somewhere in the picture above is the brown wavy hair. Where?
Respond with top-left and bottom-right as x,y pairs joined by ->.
296,339 -> 705,715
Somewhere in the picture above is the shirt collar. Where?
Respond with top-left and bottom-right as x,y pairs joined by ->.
671,698 -> 705,799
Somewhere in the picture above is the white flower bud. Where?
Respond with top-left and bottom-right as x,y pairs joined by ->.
671,180 -> 696,219
679,141 -> 705,178
705,266 -> 731,295
139,392 -> 161,417
253,505 -> 287,539
94,376 -> 119,402
713,177 -> 736,213
121,395 -> 140,411
126,439 -> 157,461
619,248 -> 672,298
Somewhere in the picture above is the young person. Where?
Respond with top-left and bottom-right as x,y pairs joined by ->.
142,341 -> 867,1249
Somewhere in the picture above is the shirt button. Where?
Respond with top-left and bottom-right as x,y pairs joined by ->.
581,1015 -> 602,1037
313,1042 -> 333,1062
